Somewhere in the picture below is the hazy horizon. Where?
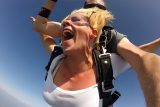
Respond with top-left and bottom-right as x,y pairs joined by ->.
0,87 -> 32,107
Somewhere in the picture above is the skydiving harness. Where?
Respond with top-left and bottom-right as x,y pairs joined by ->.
45,25 -> 121,107
92,25 -> 121,107
84,3 -> 121,106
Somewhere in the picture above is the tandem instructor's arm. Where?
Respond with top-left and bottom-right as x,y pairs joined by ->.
117,37 -> 160,107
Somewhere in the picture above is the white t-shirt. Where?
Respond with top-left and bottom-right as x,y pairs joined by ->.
43,53 -> 130,107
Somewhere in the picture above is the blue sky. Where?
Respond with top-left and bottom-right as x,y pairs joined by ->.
0,0 -> 159,107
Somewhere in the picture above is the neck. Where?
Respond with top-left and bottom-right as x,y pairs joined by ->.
63,50 -> 94,75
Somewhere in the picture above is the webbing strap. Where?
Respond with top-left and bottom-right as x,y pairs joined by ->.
99,53 -> 114,91
45,46 -> 63,81
93,49 -> 114,107
99,53 -> 114,107
92,49 -> 103,97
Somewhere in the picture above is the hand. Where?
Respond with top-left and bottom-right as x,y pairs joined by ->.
30,16 -> 36,22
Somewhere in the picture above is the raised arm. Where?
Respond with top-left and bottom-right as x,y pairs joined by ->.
117,38 -> 160,107
32,0 -> 62,37
31,17 -> 58,54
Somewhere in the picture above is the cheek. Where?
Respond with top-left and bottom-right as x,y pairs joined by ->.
76,32 -> 90,44
77,36 -> 91,49
76,27 -> 91,38
74,26 -> 92,45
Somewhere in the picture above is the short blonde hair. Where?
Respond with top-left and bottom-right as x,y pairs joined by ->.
62,7 -> 114,43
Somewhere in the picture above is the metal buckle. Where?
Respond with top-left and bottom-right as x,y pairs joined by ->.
99,53 -> 111,59
102,81 -> 113,92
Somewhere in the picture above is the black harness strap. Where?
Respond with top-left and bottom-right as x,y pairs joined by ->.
45,46 -> 63,81
93,49 -> 114,107
92,25 -> 121,107
99,53 -> 114,91
99,53 -> 114,107
93,49 -> 103,97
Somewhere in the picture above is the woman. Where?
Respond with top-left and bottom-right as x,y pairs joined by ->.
31,0 -> 160,107
42,8 -> 123,107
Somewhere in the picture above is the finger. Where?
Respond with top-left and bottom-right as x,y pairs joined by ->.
30,16 -> 36,22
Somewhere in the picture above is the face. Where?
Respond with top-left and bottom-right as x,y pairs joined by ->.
86,0 -> 105,5
61,12 -> 97,55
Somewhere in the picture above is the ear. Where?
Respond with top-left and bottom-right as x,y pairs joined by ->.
90,29 -> 98,39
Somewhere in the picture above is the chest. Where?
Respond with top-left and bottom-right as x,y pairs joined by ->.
43,65 -> 102,107
53,64 -> 97,91
44,77 -> 101,107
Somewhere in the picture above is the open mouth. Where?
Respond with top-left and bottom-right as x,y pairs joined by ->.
63,29 -> 74,40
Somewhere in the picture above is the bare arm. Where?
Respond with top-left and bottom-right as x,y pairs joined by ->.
117,38 -> 160,107
40,33 -> 56,54
32,19 -> 62,37
32,0 -> 62,37
31,16 -> 59,54
138,38 -> 160,53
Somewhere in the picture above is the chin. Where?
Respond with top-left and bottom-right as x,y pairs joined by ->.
63,47 -> 79,56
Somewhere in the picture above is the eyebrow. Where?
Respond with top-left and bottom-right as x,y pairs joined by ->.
68,13 -> 89,21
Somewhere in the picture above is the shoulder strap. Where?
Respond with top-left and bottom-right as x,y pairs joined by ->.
45,46 -> 63,81
93,49 -> 121,107
93,49 -> 113,106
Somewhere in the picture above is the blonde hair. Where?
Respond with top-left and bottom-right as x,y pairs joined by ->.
62,7 -> 114,44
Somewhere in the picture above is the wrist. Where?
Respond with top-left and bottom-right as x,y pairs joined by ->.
38,0 -> 57,19
38,7 -> 51,19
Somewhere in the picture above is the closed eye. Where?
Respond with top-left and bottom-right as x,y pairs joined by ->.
71,16 -> 81,22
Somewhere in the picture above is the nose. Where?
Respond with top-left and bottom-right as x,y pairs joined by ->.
62,20 -> 71,28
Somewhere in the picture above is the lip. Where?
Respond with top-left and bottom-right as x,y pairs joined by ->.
63,28 -> 74,34
62,38 -> 73,48
63,28 -> 73,34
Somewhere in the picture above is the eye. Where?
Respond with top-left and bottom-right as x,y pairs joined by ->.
71,16 -> 81,22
